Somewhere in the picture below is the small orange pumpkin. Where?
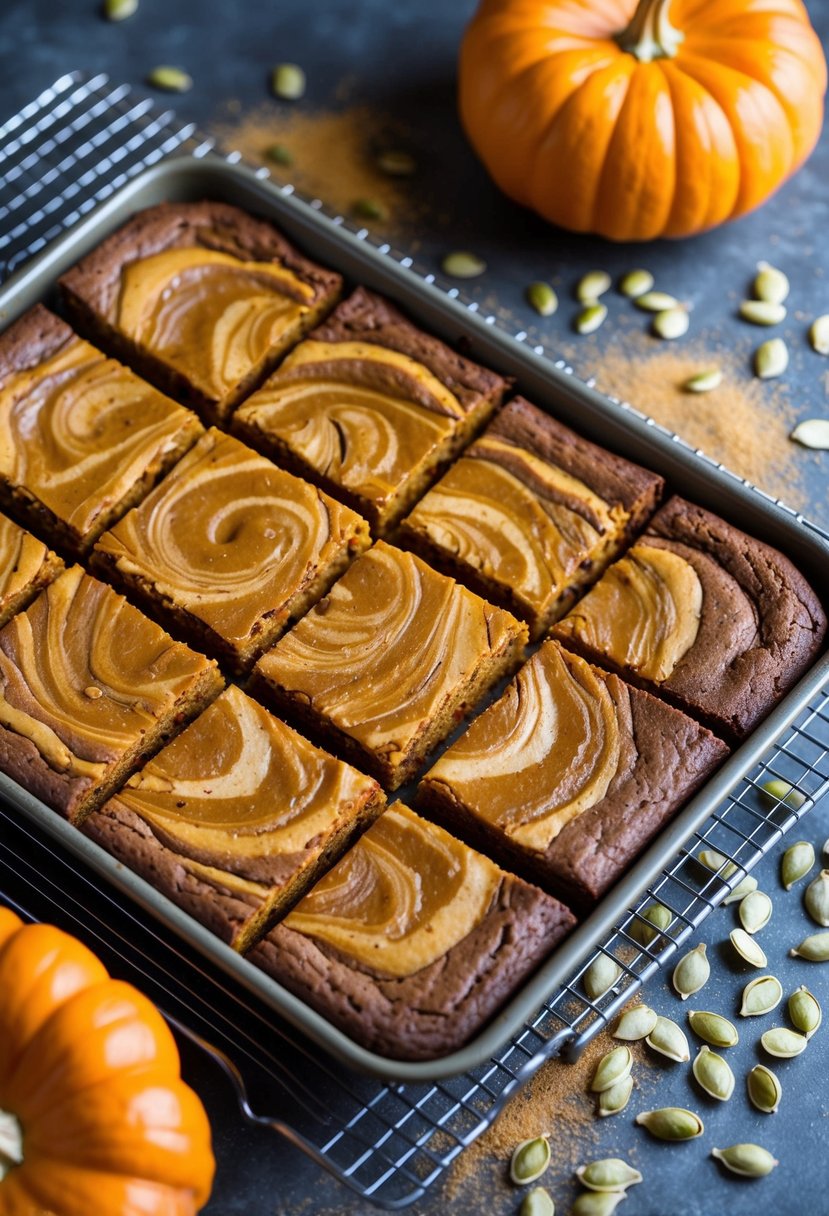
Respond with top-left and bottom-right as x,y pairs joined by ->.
459,0 -> 827,240
0,907 -> 214,1216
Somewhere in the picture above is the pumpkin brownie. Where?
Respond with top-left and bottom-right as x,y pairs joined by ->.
233,287 -> 509,533
552,496 -> 827,740
252,541 -> 528,789
248,802 -> 575,1060
92,428 -> 370,673
59,201 -> 342,423
0,566 -> 223,823
0,513 -> 63,628
399,396 -> 663,638
83,685 -> 385,952
0,305 -> 203,554
418,641 -> 728,911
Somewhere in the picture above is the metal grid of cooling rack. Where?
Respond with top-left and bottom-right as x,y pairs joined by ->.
0,71 -> 828,1210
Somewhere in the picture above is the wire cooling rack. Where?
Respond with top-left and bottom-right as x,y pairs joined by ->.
1,70 -> 829,1210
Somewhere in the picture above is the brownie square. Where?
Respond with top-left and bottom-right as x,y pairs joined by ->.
92,428 -> 371,673
418,641 -> 729,910
0,566 -> 223,823
247,801 -> 575,1060
399,396 -> 663,638
552,496 -> 827,740
83,685 -> 385,952
252,540 -> 528,789
59,201 -> 343,424
0,305 -> 203,554
0,512 -> 63,628
234,287 -> 509,533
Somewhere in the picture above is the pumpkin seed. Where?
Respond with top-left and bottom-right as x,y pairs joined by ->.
729,928 -> 768,968
265,143 -> 294,167
576,1159 -> 642,1193
739,299 -> 787,326
790,419 -> 829,450
520,1186 -> 555,1216
723,876 -> 758,905
576,270 -> 612,303
753,262 -> 790,305
442,251 -> 486,279
629,902 -> 672,946
699,848 -> 737,880
597,1075 -> 633,1117
376,149 -> 416,177
636,290 -> 680,312
526,282 -> 559,317
692,1046 -> 735,1101
271,63 -> 306,100
635,1107 -> 704,1141
739,889 -> 772,934
808,314 -> 829,355
646,1015 -> 690,1063
788,985 -> 822,1037
619,268 -> 654,299
754,337 -> 789,379
575,303 -> 607,335
790,931 -> 829,961
510,1136 -> 551,1185
672,943 -> 709,999
683,368 -> 722,394
762,778 -> 806,810
352,198 -> 388,222
747,1063 -> 782,1114
804,869 -> 829,926
652,307 -> 689,340
739,975 -> 783,1017
590,1046 -> 633,1094
781,839 -> 815,890
613,1004 -> 657,1041
146,65 -> 192,92
571,1193 -> 626,1216
104,0 -> 138,20
712,1143 -> 779,1178
761,1027 -> 808,1058
583,953 -> 621,1000
687,1010 -> 739,1048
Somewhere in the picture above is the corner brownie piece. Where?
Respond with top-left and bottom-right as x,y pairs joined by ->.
252,541 -> 528,789
92,428 -> 370,673
83,685 -> 385,951
0,305 -> 203,553
59,201 -> 342,423
552,496 -> 827,739
0,566 -> 223,823
234,287 -> 509,533
0,513 -> 63,628
399,396 -> 663,638
418,641 -> 728,910
248,802 -> 575,1060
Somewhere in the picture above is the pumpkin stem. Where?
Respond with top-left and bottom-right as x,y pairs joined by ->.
0,1109 -> 23,1181
617,0 -> 684,63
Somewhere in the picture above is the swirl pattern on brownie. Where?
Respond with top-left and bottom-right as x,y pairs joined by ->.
0,516 -> 52,609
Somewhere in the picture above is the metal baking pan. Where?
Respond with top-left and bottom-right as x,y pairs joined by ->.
0,155 -> 827,1083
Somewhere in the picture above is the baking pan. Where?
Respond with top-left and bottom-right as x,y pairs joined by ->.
0,155 -> 827,1083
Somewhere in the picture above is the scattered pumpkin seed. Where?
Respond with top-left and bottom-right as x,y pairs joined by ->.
729,928 -> 768,968
271,63 -> 306,100
754,337 -> 789,379
723,875 -> 758,905
583,953 -> 621,1000
104,0 -> 138,20
687,1010 -> 739,1048
351,198 -> 388,222
597,1075 -> 633,1117
739,975 -> 783,1018
629,902 -> 672,946
376,149 -> 416,177
804,869 -> 829,926
788,985 -> 822,1037
520,1187 -> 555,1216
575,303 -> 608,335
739,889 -> 773,935
613,1005 -> 657,1041
790,930 -> 829,961
635,290 -> 680,312
698,848 -> 737,880
760,1026 -> 808,1058
652,307 -> 689,340
739,299 -> 787,326
146,65 -> 192,92
753,262 -> 790,305
619,268 -> 654,299
441,251 -> 486,279
635,1107 -> 704,1141
790,419 -> 829,450
590,1046 -> 633,1094
808,314 -> 829,355
762,778 -> 807,810
265,143 -> 293,166
645,1015 -> 690,1063
510,1136 -> 551,1185
672,943 -> 709,1000
526,281 -> 559,317
576,1159 -> 642,1193
712,1143 -> 779,1178
576,270 -> 612,303
682,368 -> 722,393
571,1193 -> 626,1216
781,839 -> 815,889
747,1063 -> 782,1114
692,1046 -> 735,1101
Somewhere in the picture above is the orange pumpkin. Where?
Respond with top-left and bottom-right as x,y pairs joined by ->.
0,907 -> 214,1216
459,0 -> 827,240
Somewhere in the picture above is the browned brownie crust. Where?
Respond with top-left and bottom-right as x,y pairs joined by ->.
0,304 -> 73,377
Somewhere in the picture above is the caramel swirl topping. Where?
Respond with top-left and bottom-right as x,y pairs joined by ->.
285,803 -> 502,977
0,516 -> 52,614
